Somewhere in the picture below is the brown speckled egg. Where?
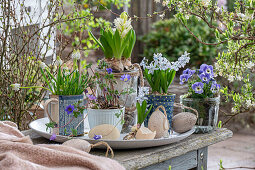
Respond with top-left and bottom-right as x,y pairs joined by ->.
172,112 -> 197,133
148,109 -> 169,138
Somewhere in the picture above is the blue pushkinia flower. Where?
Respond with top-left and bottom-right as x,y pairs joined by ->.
180,74 -> 190,85
192,82 -> 204,94
120,74 -> 131,82
211,82 -> 221,93
65,105 -> 75,115
199,64 -> 214,76
106,68 -> 112,74
93,134 -> 102,140
183,68 -> 195,76
199,73 -> 211,84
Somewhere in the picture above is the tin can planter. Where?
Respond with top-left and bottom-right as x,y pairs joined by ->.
87,107 -> 125,132
144,94 -> 176,132
180,95 -> 220,133
44,95 -> 85,136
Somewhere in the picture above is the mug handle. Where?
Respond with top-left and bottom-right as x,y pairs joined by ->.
44,98 -> 58,122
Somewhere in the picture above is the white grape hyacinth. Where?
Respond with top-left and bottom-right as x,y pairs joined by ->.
140,51 -> 190,74
11,83 -> 21,91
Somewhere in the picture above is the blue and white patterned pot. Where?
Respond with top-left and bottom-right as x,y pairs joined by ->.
44,95 -> 85,136
144,94 -> 176,132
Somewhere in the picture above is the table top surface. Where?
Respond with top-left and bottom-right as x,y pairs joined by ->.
24,128 -> 233,169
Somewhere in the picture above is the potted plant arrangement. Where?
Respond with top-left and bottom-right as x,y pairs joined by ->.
179,64 -> 221,133
140,52 -> 190,130
11,51 -> 90,137
86,62 -> 134,132
89,12 -> 143,132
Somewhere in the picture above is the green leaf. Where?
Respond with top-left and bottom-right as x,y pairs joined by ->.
71,128 -> 77,136
89,30 -> 104,51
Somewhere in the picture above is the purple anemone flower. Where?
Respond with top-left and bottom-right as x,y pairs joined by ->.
199,73 -> 211,84
93,134 -> 102,140
192,82 -> 204,94
199,64 -> 214,77
183,68 -> 196,76
211,82 -> 221,93
106,68 -> 113,74
50,133 -> 56,141
65,105 -> 75,115
120,74 -> 131,82
87,94 -> 97,101
180,74 -> 190,85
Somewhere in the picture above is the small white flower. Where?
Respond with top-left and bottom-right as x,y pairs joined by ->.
56,58 -> 63,66
228,75 -> 234,82
218,70 -> 223,76
215,63 -> 220,70
162,0 -> 169,6
246,61 -> 254,69
154,0 -> 161,3
11,83 -> 21,91
64,71 -> 70,76
159,13 -> 165,19
63,65 -> 69,71
72,50 -> 81,60
236,75 -> 242,81
39,61 -> 47,69
201,0 -> 211,7
231,107 -> 238,113
246,99 -> 252,108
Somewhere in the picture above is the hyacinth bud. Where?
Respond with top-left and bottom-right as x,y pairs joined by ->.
120,12 -> 128,22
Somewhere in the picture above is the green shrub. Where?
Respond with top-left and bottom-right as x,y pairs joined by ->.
139,16 -> 220,67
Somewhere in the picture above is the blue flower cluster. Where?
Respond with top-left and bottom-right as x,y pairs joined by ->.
180,64 -> 220,95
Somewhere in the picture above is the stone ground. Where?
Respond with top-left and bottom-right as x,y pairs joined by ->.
208,132 -> 255,170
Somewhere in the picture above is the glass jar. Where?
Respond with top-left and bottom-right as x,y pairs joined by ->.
180,95 -> 220,133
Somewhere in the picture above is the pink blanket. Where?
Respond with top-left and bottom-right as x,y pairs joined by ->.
0,121 -> 125,170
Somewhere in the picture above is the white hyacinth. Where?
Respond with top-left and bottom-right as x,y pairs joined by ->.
114,12 -> 133,38
136,87 -> 149,103
39,61 -> 47,69
140,52 -> 190,74
11,83 -> 21,91
72,50 -> 81,60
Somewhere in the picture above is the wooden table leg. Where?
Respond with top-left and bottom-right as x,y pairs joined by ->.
196,147 -> 208,170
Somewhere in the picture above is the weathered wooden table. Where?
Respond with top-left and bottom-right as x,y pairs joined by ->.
24,128 -> 232,170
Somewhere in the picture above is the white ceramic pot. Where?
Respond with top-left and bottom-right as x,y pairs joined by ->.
87,107 -> 125,132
